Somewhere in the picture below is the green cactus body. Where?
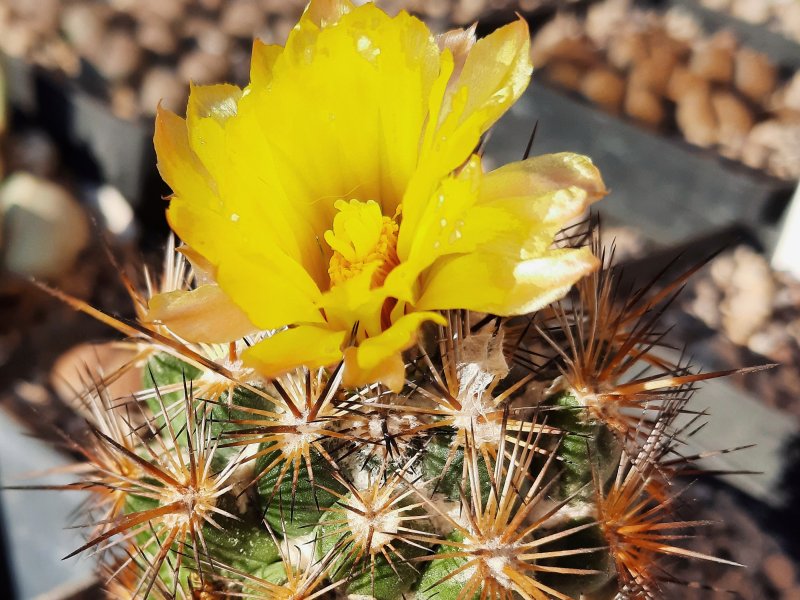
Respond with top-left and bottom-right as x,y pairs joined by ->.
44,240 -> 742,600
256,448 -> 346,538
536,519 -> 616,597
142,352 -> 203,432
421,434 -> 491,503
123,484 -> 280,592
118,339 -> 633,599
416,531 -> 477,600
316,491 -> 433,600
548,390 -> 622,500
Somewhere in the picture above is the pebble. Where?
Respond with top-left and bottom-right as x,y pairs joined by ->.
60,2 -> 108,55
110,85 -> 139,120
702,0 -> 800,44
51,342 -> 142,408
0,173 -> 90,280
677,83 -> 718,148
221,0 -> 266,38
7,130 -> 59,178
580,68 -> 625,114
712,90 -> 755,158
139,66 -> 188,116
84,184 -> 137,241
625,84 -> 665,128
531,0 -> 800,180
94,29 -> 143,83
178,50 -> 230,85
136,16 -> 178,57
689,31 -> 736,84
763,553 -> 797,590
735,48 -> 777,104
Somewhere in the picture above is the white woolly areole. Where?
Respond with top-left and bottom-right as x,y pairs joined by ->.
481,538 -> 518,588
279,409 -> 320,456
198,357 -> 256,389
160,483 -> 217,528
346,495 -> 400,553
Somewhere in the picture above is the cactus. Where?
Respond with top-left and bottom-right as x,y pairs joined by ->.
34,232 -> 761,600
25,1 -> 764,598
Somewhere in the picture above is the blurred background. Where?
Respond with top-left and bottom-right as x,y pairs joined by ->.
0,0 -> 798,598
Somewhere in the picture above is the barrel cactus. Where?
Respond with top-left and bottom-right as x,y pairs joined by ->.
32,1 -> 755,598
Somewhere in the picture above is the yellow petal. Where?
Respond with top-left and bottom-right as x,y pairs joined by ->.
303,0 -> 354,26
145,285 -> 256,343
401,20 -> 532,256
343,311 -> 446,391
154,107 -> 214,207
405,156 -> 514,266
186,83 -> 242,195
260,4 -> 441,221
280,0 -> 354,67
414,152 -> 604,314
318,264 -> 386,336
420,18 -> 531,178
186,83 -> 241,126
445,18 -> 531,129
416,246 -> 599,315
344,346 -> 405,393
156,107 -> 230,266
479,153 -> 607,205
477,153 -> 607,257
243,326 -> 347,378
166,199 -> 228,274
176,245 -> 216,283
215,246 -> 324,330
250,39 -> 283,88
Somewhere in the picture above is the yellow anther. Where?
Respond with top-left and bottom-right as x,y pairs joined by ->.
325,199 -> 400,288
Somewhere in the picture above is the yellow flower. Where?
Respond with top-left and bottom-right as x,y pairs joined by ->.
152,0 -> 607,391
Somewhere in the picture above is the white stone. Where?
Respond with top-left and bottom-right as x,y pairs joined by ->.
0,172 -> 90,279
86,183 -> 136,241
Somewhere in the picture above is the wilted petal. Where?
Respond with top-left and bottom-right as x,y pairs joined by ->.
146,285 -> 256,343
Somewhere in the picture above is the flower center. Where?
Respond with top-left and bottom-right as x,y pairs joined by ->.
324,199 -> 400,289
